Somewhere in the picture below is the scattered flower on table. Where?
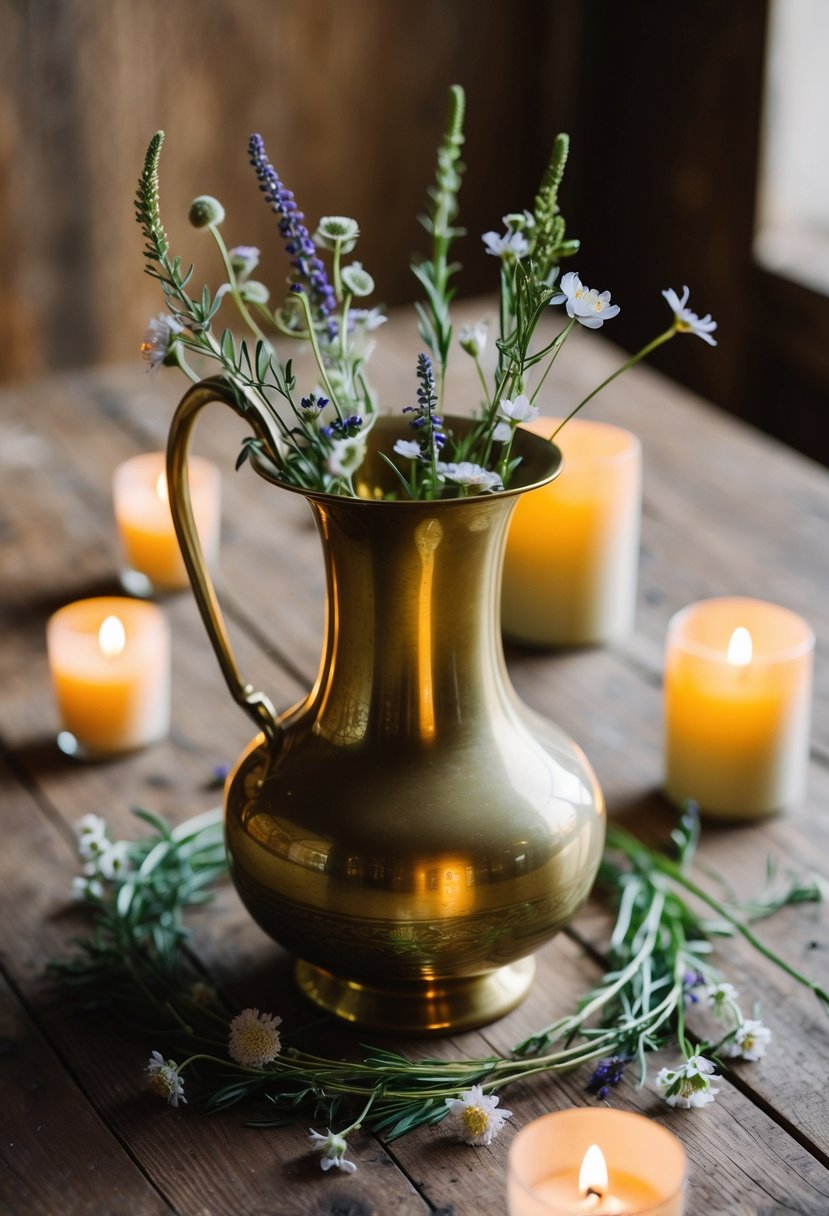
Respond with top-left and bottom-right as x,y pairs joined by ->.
655,1055 -> 719,1109
71,874 -> 104,902
721,1019 -> 772,1061
445,1084 -> 512,1146
701,981 -> 740,1018
662,285 -> 718,346
146,1051 -> 186,1107
75,813 -> 109,860
586,1056 -> 627,1101
96,839 -> 133,881
308,1128 -> 357,1173
228,1007 -> 282,1067
682,969 -> 707,1004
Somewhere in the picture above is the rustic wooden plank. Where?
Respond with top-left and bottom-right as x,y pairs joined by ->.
0,968 -> 172,1216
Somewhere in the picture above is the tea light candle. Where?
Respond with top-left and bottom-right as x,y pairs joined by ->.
47,597 -> 171,758
502,418 -> 641,646
507,1109 -> 686,1216
113,451 -> 220,595
664,597 -> 814,817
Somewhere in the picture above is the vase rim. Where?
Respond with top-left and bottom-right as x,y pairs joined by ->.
250,412 -> 563,506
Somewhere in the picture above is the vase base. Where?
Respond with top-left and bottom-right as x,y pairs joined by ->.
294,956 -> 536,1034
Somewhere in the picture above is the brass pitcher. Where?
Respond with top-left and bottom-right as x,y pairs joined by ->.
168,378 -> 605,1033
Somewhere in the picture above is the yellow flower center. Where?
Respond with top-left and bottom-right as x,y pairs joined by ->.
148,1070 -> 174,1099
238,1024 -> 278,1062
462,1105 -> 490,1137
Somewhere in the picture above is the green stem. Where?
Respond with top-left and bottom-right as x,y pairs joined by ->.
208,224 -> 274,352
549,326 -> 677,440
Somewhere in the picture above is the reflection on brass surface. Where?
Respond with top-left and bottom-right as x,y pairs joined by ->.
168,386 -> 606,1033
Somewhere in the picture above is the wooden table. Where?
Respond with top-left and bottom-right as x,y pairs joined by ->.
1,301 -> 827,1215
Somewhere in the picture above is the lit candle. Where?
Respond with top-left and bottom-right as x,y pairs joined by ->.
502,418 -> 641,646
47,597 -> 171,758
664,597 -> 814,817
507,1109 -> 686,1216
113,451 -> 220,595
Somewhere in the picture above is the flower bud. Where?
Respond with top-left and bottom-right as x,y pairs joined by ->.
188,195 -> 225,228
229,245 -> 260,278
314,216 -> 360,253
239,280 -> 270,305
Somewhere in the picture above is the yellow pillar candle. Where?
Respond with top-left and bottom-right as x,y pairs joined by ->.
664,597 -> 814,817
507,1109 -> 686,1215
502,418 -> 642,646
113,452 -> 220,595
47,597 -> 171,758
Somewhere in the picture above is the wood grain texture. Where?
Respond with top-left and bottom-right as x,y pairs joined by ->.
0,303 -> 827,1213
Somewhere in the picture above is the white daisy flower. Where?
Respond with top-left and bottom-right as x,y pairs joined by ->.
308,1128 -> 357,1173
552,271 -> 620,329
146,1051 -> 186,1107
75,814 -> 109,860
95,840 -> 133,881
228,1008 -> 282,1068
498,393 -> 539,426
71,875 -> 104,902
140,313 -> 184,371
314,215 -> 360,254
341,262 -> 375,298
655,1055 -> 719,1109
327,435 -> 366,478
436,462 -> 504,493
445,1084 -> 512,1146
701,981 -> 739,1018
482,229 -> 530,261
662,286 -> 717,346
393,439 -> 422,459
721,1019 -> 772,1061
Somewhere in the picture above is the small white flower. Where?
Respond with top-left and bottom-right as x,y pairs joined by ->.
238,280 -> 270,305
482,229 -> 530,261
458,321 -> 488,358
552,270 -> 620,329
308,1128 -> 357,1173
146,1051 -> 186,1107
662,285 -> 717,346
502,209 -> 535,233
655,1055 -> 719,1109
327,435 -> 367,478
721,1019 -> 772,1061
436,461 -> 504,493
95,840 -> 133,881
445,1084 -> 512,1146
71,875 -> 104,902
75,814 -> 109,860
700,981 -> 739,1018
492,421 -> 512,443
349,306 -> 387,332
228,245 -> 260,279
498,393 -> 539,426
140,313 -> 184,371
341,261 -> 374,297
228,1008 -> 282,1068
314,216 -> 360,254
393,439 -> 422,459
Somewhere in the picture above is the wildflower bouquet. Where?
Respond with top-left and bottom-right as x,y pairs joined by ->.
135,85 -> 716,500
55,804 -> 827,1170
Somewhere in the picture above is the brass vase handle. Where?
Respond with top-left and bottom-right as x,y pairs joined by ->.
166,375 -> 283,742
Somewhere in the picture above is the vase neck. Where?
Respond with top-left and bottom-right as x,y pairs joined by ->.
302,496 -> 518,745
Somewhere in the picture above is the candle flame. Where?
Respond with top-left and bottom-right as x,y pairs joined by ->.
727,626 -> 752,667
98,615 -> 126,658
579,1143 -> 608,1198
156,471 -> 169,502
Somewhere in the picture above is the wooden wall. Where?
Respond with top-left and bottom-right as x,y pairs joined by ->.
0,0 -> 570,382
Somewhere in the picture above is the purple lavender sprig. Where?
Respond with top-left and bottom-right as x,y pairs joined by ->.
586,1056 -> 627,1101
401,352 -> 446,496
248,134 -> 337,336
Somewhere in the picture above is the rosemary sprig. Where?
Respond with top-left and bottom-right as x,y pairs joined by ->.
52,804 -> 827,1143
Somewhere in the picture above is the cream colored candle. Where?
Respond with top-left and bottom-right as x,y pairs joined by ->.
113,452 -> 220,595
47,597 -> 171,758
664,597 -> 814,817
507,1109 -> 686,1216
502,418 -> 641,646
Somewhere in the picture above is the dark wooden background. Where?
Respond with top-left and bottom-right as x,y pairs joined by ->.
2,0 -> 826,460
